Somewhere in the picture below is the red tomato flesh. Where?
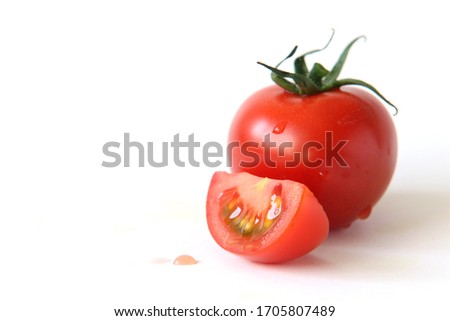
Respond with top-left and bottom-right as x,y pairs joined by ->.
206,171 -> 329,263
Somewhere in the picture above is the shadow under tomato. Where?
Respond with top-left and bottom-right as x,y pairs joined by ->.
263,192 -> 450,278
325,191 -> 450,248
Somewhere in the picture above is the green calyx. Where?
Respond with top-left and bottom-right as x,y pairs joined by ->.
257,31 -> 397,115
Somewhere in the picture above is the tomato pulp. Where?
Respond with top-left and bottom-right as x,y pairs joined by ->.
206,171 -> 329,263
228,85 -> 397,229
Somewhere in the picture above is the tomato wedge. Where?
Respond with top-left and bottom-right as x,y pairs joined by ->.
206,171 -> 329,263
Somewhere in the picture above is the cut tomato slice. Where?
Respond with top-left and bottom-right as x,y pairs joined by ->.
206,171 -> 329,263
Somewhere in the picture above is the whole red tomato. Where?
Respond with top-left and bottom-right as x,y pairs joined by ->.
228,35 -> 397,229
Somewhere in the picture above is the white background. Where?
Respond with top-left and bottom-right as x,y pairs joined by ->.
1,1 -> 450,320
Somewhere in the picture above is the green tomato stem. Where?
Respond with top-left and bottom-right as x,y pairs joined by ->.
257,32 -> 397,115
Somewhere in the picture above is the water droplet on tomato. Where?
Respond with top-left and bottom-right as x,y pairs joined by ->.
229,206 -> 242,219
272,121 -> 287,134
358,206 -> 372,219
173,255 -> 197,265
318,170 -> 330,180
267,193 -> 282,220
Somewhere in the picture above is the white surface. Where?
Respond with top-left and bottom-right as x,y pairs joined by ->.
1,1 -> 450,320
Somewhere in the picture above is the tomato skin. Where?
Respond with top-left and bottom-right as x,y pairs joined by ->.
206,171 -> 329,263
228,85 -> 397,229
243,186 -> 328,263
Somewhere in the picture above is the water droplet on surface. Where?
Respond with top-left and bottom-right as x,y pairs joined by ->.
272,122 -> 287,134
173,255 -> 197,265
